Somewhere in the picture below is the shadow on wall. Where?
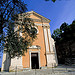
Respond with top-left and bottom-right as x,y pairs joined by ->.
3,53 -> 11,72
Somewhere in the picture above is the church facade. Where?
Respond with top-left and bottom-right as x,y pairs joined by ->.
2,11 -> 58,71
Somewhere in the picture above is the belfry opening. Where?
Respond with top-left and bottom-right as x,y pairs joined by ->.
31,53 -> 39,69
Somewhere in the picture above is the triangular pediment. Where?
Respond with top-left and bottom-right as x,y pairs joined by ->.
22,11 -> 50,23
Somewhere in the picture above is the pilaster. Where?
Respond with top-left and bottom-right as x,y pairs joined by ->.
43,26 -> 50,53
43,25 -> 58,67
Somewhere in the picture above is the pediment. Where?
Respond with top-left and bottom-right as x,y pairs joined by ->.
29,45 -> 41,49
22,11 -> 50,23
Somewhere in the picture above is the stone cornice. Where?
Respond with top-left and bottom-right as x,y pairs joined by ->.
31,19 -> 49,23
42,25 -> 50,28
19,11 -> 51,23
46,52 -> 55,55
28,45 -> 41,49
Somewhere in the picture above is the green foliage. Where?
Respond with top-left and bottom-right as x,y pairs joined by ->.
52,21 -> 75,43
52,0 -> 56,2
45,0 -> 49,1
52,20 -> 75,64
0,0 -> 27,42
45,0 -> 56,2
52,28 -> 61,41
5,16 -> 37,58
60,22 -> 68,31
0,0 -> 37,58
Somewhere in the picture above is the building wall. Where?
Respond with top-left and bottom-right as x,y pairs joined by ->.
22,25 -> 47,68
1,52 -> 10,71
1,11 -> 58,71
10,56 -> 23,70
22,13 -> 58,68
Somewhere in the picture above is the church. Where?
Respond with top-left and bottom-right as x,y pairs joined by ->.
1,11 -> 58,71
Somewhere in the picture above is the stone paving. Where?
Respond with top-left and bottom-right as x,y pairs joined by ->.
0,66 -> 75,75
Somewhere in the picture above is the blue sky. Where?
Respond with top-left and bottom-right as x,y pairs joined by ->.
24,0 -> 75,34
0,52 -> 3,68
0,45 -> 3,68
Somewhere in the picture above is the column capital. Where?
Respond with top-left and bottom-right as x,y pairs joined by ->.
42,25 -> 50,28
47,26 -> 50,29
42,25 -> 46,28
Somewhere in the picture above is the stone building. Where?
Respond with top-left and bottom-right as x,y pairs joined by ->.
1,11 -> 58,71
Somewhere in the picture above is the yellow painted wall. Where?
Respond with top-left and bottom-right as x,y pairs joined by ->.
22,14 -> 47,68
